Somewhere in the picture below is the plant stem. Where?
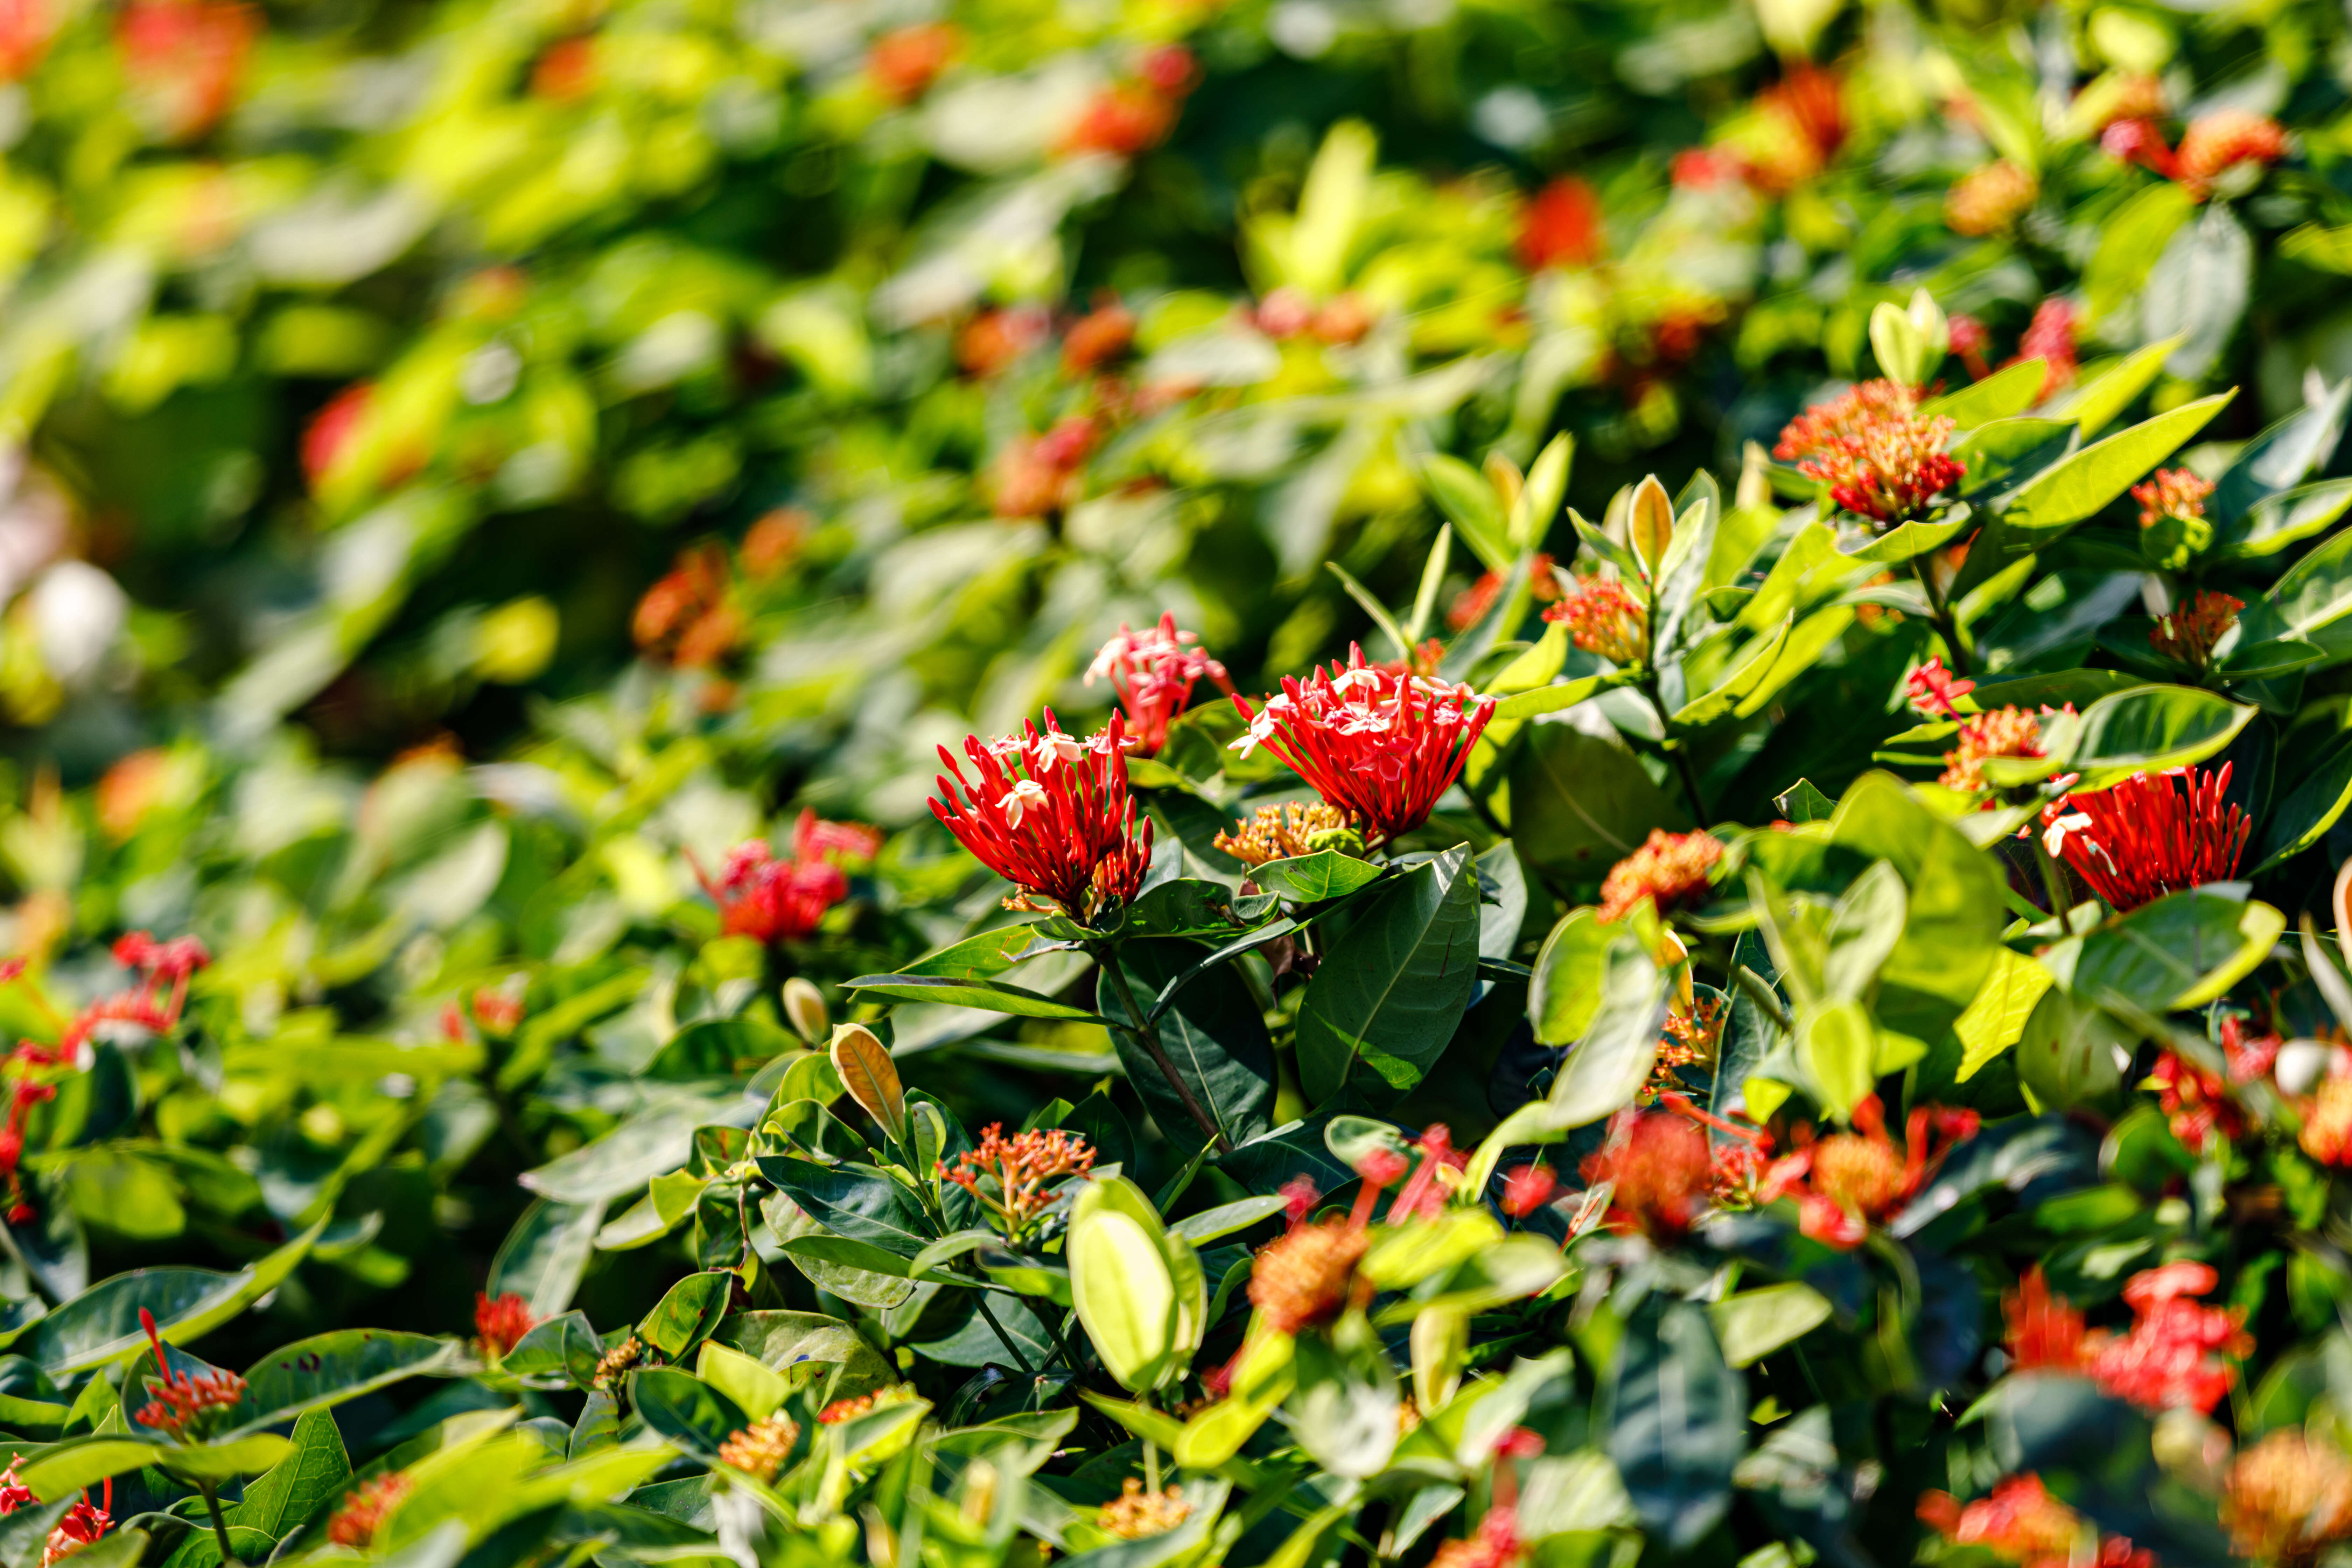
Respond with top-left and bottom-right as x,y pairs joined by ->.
1637,671 -> 1709,822
971,1294 -> 1037,1377
2030,829 -> 2074,921
200,1482 -> 239,1568
1144,1433 -> 1162,1493
1731,966 -> 1793,1034
1909,554 -> 1971,677
1094,944 -> 1232,1154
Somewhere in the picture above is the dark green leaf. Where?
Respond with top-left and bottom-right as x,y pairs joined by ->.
755,1156 -> 931,1258
1100,938 -> 1276,1148
1293,845 -> 1479,1105
1250,853 -> 1384,903
629,1367 -> 750,1463
841,974 -> 1105,1021
1608,1298 -> 1743,1548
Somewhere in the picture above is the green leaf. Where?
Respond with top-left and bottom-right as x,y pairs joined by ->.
638,1016 -> 795,1082
1795,997 -> 1877,1119
1483,619 -> 1569,697
1292,1322 -> 1400,1479
1490,673 -> 1616,723
156,1434 -> 296,1481
16,1438 -> 165,1503
1919,361 -> 2048,427
1422,454 -> 1510,570
490,1197 -> 606,1315
1292,845 -> 1480,1105
2217,477 -> 2352,561
1627,475 -> 1674,579
1324,559 -> 1411,662
1528,906 -> 1612,1045
222,1408 -> 349,1552
1508,723 -> 1689,879
2256,734 -> 2352,872
1608,1298 -> 1742,1548
1545,934 -> 1668,1128
841,973 -> 1105,1020
2015,986 -> 2131,1111
637,1271 -> 736,1360
629,1367 -> 750,1463
895,926 -> 1064,980
1671,614 -> 1791,727
1826,776 -> 2007,1038
2213,379 -> 2351,527
1251,852 -> 1384,902
1099,937 -> 1275,1149
21,1222 -> 324,1373
2005,392 -> 2234,539
1709,1283 -> 1833,1368
2141,201 -> 2251,382
1068,1178 -> 1189,1393
2070,890 -> 2287,1011
2067,684 -> 2255,789
221,1330 -> 460,1436
1167,1195 -> 1287,1243
1954,947 -> 2056,1082
1837,507 -> 1974,566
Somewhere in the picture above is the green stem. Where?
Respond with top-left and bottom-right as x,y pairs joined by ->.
970,1295 -> 1037,1377
2031,828 -> 2074,921
1910,554 -> 1971,677
1732,966 -> 1793,1035
1638,670 -> 1709,823
200,1482 -> 239,1568
1095,944 -> 1231,1154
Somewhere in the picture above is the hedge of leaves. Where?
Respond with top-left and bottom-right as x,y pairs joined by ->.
15,0 -> 2352,1566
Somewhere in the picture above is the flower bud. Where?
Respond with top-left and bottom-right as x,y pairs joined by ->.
782,977 -> 828,1042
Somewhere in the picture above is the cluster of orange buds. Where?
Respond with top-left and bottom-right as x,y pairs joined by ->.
591,1335 -> 642,1390
1735,63 -> 1848,195
717,1414 -> 803,1481
1517,177 -> 1605,271
2300,1073 -> 2352,1167
1596,829 -> 1723,925
1254,287 -> 1374,346
1244,1134 -> 1454,1335
937,1124 -> 1097,1241
1214,801 -> 1358,868
1451,555 -> 1563,631
994,416 -> 1100,518
1542,573 -> 1647,664
2224,1429 -> 2352,1561
632,542 -> 738,672
474,1291 -> 538,1361
1945,160 -> 2038,236
818,1384 -> 918,1424
866,22 -> 958,104
2133,466 -> 2214,531
528,35 -> 596,100
2105,108 -> 2288,198
132,1307 -> 246,1438
1937,706 -> 2056,792
1775,379 -> 1964,524
1580,1108 -> 1712,1241
327,1474 -> 413,1548
1098,1479 -> 1192,1540
1756,1094 -> 1978,1249
1918,1472 -> 2150,1568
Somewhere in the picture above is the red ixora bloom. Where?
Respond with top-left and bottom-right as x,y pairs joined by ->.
41,1486 -> 111,1568
1918,1472 -> 2150,1568
1386,1125 -> 1467,1223
2150,589 -> 2242,668
689,811 -> 880,944
1085,613 -> 1232,753
2004,1262 -> 2250,1415
1757,1094 -> 1977,1248
132,1307 -> 245,1438
1581,1108 -> 1712,1241
117,0 -> 255,140
2039,765 -> 2249,912
2146,1016 -> 2276,1154
1774,379 -> 1965,525
1542,574 -> 1646,665
1451,555 -> 1564,633
1428,1505 -> 1522,1568
1500,1162 -> 1556,1217
932,710 -> 1154,922
474,1292 -> 538,1360
1596,829 -> 1723,924
937,1124 -> 1096,1242
1227,649 -> 1494,849
2008,299 -> 2079,399
1906,656 -> 1975,717
1517,178 -> 1604,272
327,1474 -> 412,1548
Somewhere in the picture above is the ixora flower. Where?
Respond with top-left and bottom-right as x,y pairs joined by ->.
688,811 -> 880,945
0,1455 -> 112,1568
474,1291 -> 538,1360
327,1474 -> 413,1547
1596,829 -> 1724,924
716,1413 -> 802,1481
2004,1261 -> 2250,1415
1774,380 -> 1965,525
2150,589 -> 2242,667
1452,554 -> 1563,631
2149,1017 -> 2276,1154
1227,650 -> 1494,849
1938,705 -> 2059,792
1757,1094 -> 1978,1248
1905,656 -> 1974,718
1428,1506 -> 1524,1568
1244,1138 -> 1436,1335
1085,612 -> 1231,752
1543,574 -> 1647,665
2224,1429 -> 2352,1562
1099,1479 -> 1191,1541
131,1307 -> 245,1438
1580,1109 -> 1712,1241
1945,159 -> 2038,236
1918,1473 -> 2150,1568
931,711 -> 1153,921
818,1385 -> 918,1425
2039,765 -> 2250,911
937,1124 -> 1097,1242
1214,800 -> 1359,866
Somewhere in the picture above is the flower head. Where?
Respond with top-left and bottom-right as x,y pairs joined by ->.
327,1474 -> 413,1548
1387,1125 -> 1467,1223
818,1385 -> 918,1425
1757,1095 -> 1976,1248
117,0 -> 255,141
718,1413 -> 803,1481
931,711 -> 1153,921
1596,829 -> 1723,924
1581,1110 -> 1712,1240
1774,379 -> 1964,524
1086,613 -> 1229,753
2010,300 -> 2079,398
689,824 -> 860,945
2301,1075 -> 2352,1167
2040,765 -> 2249,911
867,22 -> 956,103
591,1335 -> 641,1390
1248,1219 -> 1372,1334
2176,109 -> 2287,196
2150,589 -> 2242,668
42,1492 -> 111,1568
1518,179 -> 1604,271
1917,1474 -> 2148,1568
1227,650 -> 1494,849
1905,655 -> 1975,718
1451,556 -> 1563,632
1939,706 -> 2056,792
2003,1262 -> 2249,1415
1945,160 -> 2039,236
0,1455 -> 29,1515
132,1307 -> 245,1439
937,1124 -> 1096,1242
633,544 -> 735,669
1428,1506 -> 1522,1568
1099,1479 -> 1192,1540
1542,575 -> 1647,665
1501,1163 -> 1556,1218
1214,800 -> 1360,867
2133,467 -> 2214,532
2225,1430 -> 2352,1562
474,1292 -> 537,1361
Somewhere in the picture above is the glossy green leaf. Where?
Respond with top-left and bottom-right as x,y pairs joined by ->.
1249,852 -> 1384,902
2067,684 -> 2255,789
1100,937 -> 1276,1148
841,973 -> 1105,1020
1609,1298 -> 1742,1548
2005,392 -> 2233,538
1545,933 -> 1668,1128
1293,845 -> 1479,1105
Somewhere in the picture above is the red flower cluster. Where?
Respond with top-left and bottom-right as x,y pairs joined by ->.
2146,1017 -> 2276,1154
1542,574 -> 1647,665
866,22 -> 958,104
1938,705 -> 2058,793
2009,300 -> 2079,398
1450,556 -> 1562,632
474,1292 -> 538,1360
1774,379 -> 1964,524
1227,649 -> 1494,848
327,1474 -> 412,1548
994,415 -> 1099,517
1918,1473 -> 2149,1568
1385,1125 -> 1468,1222
2105,109 -> 2288,197
1085,612 -> 1231,753
690,811 -> 880,944
41,1490 -> 111,1568
1944,160 -> 2038,237
2133,466 -> 2214,531
2039,765 -> 2249,911
132,1307 -> 246,1438
1500,1162 -> 1556,1217
1244,1141 -> 1442,1335
1596,829 -> 1724,924
634,543 -> 739,671
938,1124 -> 1096,1241
2008,1261 -> 2251,1415
1,933 -> 208,1222
1517,178 -> 1605,271
2150,589 -> 2243,667
931,711 -> 1154,920
1581,1109 -> 1712,1240
117,0 -> 256,140
1906,656 -> 1975,717
1659,1093 -> 1778,1206
1757,1094 -> 1978,1248
1059,45 -> 1197,158
1428,1506 -> 1522,1568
